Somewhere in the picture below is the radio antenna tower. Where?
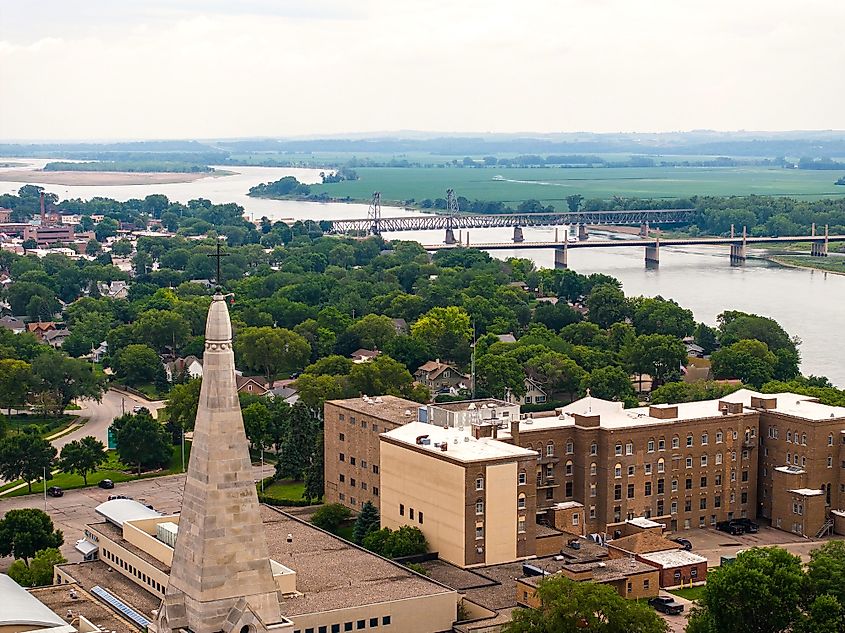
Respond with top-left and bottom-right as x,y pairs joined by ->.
367,191 -> 382,235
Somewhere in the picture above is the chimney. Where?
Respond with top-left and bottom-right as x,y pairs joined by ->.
40,192 -> 46,225
510,419 -> 520,445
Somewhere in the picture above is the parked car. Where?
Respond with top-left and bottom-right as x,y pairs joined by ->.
716,520 -> 745,535
649,596 -> 684,615
672,537 -> 693,551
132,405 -> 143,413
98,479 -> 115,489
730,518 -> 759,533
46,486 -> 63,497
108,494 -> 132,501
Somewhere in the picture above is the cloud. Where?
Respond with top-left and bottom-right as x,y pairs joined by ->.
0,0 -> 843,139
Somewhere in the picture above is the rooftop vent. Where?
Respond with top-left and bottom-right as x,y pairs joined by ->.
287,533 -> 293,543
404,409 -> 412,416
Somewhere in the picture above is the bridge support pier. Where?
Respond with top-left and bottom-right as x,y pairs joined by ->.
513,226 -> 524,243
554,246 -> 568,269
444,228 -> 457,244
811,224 -> 829,256
645,243 -> 659,267
639,222 -> 650,237
730,243 -> 746,265
578,224 -> 589,241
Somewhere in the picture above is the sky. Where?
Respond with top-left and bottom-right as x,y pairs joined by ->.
1,0 -> 844,140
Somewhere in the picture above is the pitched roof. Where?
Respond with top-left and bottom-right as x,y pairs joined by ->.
351,348 -> 380,359
608,530 -> 680,555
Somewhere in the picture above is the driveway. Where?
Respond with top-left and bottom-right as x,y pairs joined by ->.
53,388 -> 167,451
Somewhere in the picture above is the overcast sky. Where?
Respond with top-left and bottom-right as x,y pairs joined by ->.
1,0 -> 843,140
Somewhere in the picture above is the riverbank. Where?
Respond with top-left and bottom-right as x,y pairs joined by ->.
0,168 -> 233,186
763,254 -> 845,276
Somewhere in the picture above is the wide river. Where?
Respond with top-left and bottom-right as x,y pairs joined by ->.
2,162 -> 843,386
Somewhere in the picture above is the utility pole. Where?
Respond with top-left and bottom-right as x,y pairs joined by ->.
43,467 -> 47,512
471,321 -> 477,399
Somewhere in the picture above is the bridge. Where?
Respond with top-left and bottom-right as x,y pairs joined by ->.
422,224 -> 843,269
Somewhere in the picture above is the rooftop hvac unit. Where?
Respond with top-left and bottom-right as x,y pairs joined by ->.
156,521 -> 179,548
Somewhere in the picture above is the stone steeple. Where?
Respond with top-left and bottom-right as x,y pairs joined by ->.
153,293 -> 286,633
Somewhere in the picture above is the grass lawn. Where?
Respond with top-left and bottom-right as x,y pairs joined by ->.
0,443 -> 192,498
260,479 -> 306,502
669,585 -> 706,602
7,414 -> 77,437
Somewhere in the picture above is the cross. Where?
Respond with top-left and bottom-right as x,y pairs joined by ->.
207,241 -> 229,289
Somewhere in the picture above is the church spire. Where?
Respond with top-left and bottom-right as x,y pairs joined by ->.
153,292 -> 284,632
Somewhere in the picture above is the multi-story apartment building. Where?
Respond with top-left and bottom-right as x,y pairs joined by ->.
325,389 -> 845,540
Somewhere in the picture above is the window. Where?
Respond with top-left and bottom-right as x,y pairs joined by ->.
357,621 -> 365,630
361,460 -> 367,469
339,433 -> 345,441
686,457 -> 693,469
628,465 -> 635,476
672,479 -> 678,492
519,471 -> 527,485
546,464 -> 554,478
565,461 -> 573,476
657,500 -> 664,515
644,579 -> 650,590
545,488 -> 554,500
701,433 -> 709,445
565,481 -> 573,497
590,505 -> 596,519
476,501 -> 484,514
657,479 -> 664,494
685,499 -> 692,512
716,452 -> 723,465
671,501 -> 678,514
476,526 -> 484,539
731,451 -> 737,462
590,483 -> 597,497
409,508 -> 414,520
645,482 -> 652,496
566,441 -> 574,454
590,442 -> 597,456
615,464 -> 622,478
518,495 -> 526,510
373,465 -> 379,474
369,619 -> 378,629
382,617 -> 391,626
518,518 -> 526,533
400,504 -> 404,516
590,463 -> 597,476
627,483 -> 635,499
626,442 -> 633,455
716,431 -> 723,443
701,476 -> 708,488
645,463 -> 652,475
615,443 -> 623,456
339,453 -> 345,462
741,492 -> 748,504
658,439 -> 666,451
731,470 -> 737,482
787,431 -> 793,443
418,511 -> 424,524
546,443 -> 555,457
715,495 -> 721,508
802,433 -> 807,445
614,484 -> 622,500
672,436 -> 680,449
742,470 -> 749,482
786,453 -> 792,465
339,474 -> 345,483
686,478 -> 693,490
648,440 -> 655,453
476,476 -> 484,491
687,434 -> 693,447
657,458 -> 665,473
572,513 -> 579,526
829,434 -> 835,447
701,454 -> 708,467
373,487 -> 379,496
350,457 -> 356,466
828,457 -> 833,468
372,424 -> 378,433
350,478 -> 356,488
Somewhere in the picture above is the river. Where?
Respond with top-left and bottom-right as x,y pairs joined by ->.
1,161 -> 842,386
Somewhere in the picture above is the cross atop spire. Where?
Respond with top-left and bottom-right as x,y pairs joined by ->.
207,240 -> 229,289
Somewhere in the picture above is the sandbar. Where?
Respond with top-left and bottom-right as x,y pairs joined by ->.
0,169 -> 232,186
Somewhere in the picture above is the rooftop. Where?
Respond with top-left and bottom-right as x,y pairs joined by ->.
789,488 -> 825,496
0,573 -> 67,628
639,549 -> 708,568
327,395 -> 420,426
522,558 -> 657,587
607,531 -> 680,555
96,498 -> 162,527
433,398 -> 513,412
382,422 -> 537,463
721,389 -> 845,421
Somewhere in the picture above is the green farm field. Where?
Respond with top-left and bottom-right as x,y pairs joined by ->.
305,166 -> 845,206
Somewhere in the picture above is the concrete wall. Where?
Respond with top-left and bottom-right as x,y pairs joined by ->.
380,440 -> 467,567
484,462 -> 518,565
123,515 -> 179,566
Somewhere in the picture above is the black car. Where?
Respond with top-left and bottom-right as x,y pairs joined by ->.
672,537 -> 693,551
716,520 -> 745,535
730,518 -> 759,533
98,479 -> 115,489
46,486 -> 63,497
649,596 -> 684,615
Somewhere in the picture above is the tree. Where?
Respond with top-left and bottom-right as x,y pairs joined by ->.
9,547 -> 67,587
348,355 -> 414,397
31,351 -> 105,413
585,284 -> 630,329
711,339 -> 777,388
806,540 -> 845,609
235,326 -> 310,388
476,354 -> 525,400
362,526 -> 428,559
686,547 -> 804,633
626,334 -> 687,386
650,381 -> 744,405
85,238 -> 102,256
383,335 -> 433,373
0,359 -> 34,415
311,503 -> 352,533
524,352 -> 586,402
694,322 -> 720,355
294,373 -> 348,411
795,594 -> 845,633
632,296 -> 695,338
504,574 -> 667,633
113,412 -> 173,474
533,302 -> 581,331
112,344 -> 165,387
581,366 -> 636,406
242,402 -> 271,451
0,509 -> 63,565
135,309 -> 190,354
0,433 -> 57,493
352,501 -> 380,544
277,402 -> 318,480
346,314 -> 397,350
111,239 -> 133,256
718,311 -> 797,354
164,379 -> 201,431
58,436 -> 107,485
303,431 -> 324,503
565,194 -> 584,213
411,306 -> 472,362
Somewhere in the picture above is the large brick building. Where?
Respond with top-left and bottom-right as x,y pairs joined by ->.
325,389 -> 845,540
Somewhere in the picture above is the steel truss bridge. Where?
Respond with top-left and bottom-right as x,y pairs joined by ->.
328,208 -> 695,235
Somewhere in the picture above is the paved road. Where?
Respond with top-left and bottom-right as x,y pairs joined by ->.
53,389 -> 166,451
0,463 -> 274,568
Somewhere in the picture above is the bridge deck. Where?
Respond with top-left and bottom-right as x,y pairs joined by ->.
422,235 -> 845,250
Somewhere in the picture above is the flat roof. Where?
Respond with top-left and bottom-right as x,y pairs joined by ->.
0,573 -> 67,628
30,582 -> 143,633
720,389 -> 845,421
639,550 -> 708,568
326,395 -> 420,425
432,398 -> 515,412
522,558 -> 657,587
56,559 -> 161,620
382,422 -> 537,463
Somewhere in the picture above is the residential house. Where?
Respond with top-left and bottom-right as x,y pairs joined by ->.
414,360 -> 470,393
350,348 -> 380,363
519,376 -> 548,406
496,333 -> 517,344
235,375 -> 269,396
92,341 -> 109,362
27,321 -> 56,341
685,339 -> 705,358
43,328 -> 70,348
97,280 -> 129,299
0,208 -> 11,223
0,315 -> 25,334
268,382 -> 300,405
391,318 -> 409,335
165,355 -> 204,382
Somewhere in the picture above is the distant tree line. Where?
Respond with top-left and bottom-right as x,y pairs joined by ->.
43,161 -> 213,173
